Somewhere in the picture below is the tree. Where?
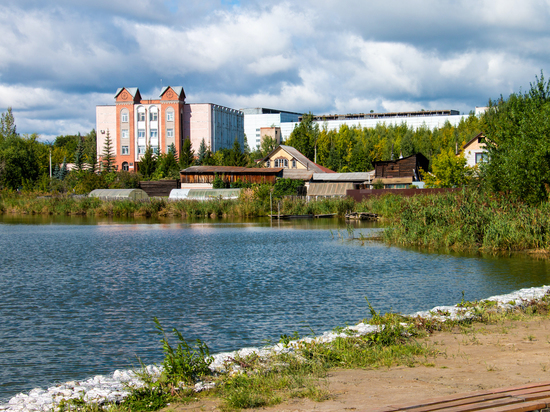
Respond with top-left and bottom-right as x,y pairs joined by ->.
197,138 -> 208,164
84,129 -> 98,172
155,144 -> 179,179
179,139 -> 195,169
102,129 -> 115,172
0,107 -> 17,139
285,113 -> 318,160
423,147 -> 473,188
139,144 -> 157,179
481,72 -> 550,204
228,138 -> 247,166
74,136 -> 84,171
260,135 -> 278,156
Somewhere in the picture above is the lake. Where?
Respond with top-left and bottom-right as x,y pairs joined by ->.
1,215 -> 549,402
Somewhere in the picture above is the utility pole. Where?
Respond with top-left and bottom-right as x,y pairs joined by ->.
49,147 -> 52,178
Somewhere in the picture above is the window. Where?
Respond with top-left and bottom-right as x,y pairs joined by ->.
292,159 -> 296,168
475,152 -> 488,164
138,129 -> 145,139
150,129 -> 158,139
137,112 -> 145,122
166,128 -> 174,138
121,129 -> 129,139
138,146 -> 145,154
121,146 -> 129,155
150,111 -> 158,121
284,159 -> 288,168
121,113 -> 128,123
152,146 -> 159,154
266,160 -> 270,167
166,111 -> 174,122
122,162 -> 129,171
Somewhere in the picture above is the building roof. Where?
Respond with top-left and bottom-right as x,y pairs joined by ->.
308,182 -> 355,196
374,152 -> 428,166
262,145 -> 335,173
282,169 -> 314,180
181,166 -> 283,174
312,172 -> 375,182
115,87 -> 140,98
159,86 -> 185,99
463,133 -> 484,150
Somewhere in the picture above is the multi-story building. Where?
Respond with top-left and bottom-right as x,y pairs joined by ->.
240,108 -> 302,149
96,86 -> 244,172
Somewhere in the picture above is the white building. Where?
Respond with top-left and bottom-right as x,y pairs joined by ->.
242,108 -> 477,146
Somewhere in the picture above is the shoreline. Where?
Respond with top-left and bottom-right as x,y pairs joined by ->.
2,285 -> 549,412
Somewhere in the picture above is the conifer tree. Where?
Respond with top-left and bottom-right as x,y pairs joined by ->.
179,139 -> 195,169
102,129 -> 115,172
0,107 -> 17,139
74,136 -> 84,171
139,144 -> 157,179
84,129 -> 97,172
197,138 -> 208,165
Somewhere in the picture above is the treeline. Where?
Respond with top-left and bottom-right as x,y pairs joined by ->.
285,112 -> 482,172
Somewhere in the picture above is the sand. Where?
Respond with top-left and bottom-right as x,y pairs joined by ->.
167,317 -> 550,411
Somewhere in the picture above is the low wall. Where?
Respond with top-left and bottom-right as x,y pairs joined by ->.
346,187 -> 460,202
139,180 -> 180,197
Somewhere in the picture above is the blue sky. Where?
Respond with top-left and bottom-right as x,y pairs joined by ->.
1,0 -> 549,140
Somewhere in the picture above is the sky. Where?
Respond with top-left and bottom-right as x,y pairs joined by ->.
1,0 -> 550,141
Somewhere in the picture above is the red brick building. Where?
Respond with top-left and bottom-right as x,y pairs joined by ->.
96,86 -> 244,172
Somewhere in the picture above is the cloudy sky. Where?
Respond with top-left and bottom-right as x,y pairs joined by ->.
1,0 -> 549,140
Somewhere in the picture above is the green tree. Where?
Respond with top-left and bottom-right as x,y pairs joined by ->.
74,137 -> 84,171
228,138 -> 247,166
179,139 -> 195,169
197,138 -> 208,165
84,129 -> 98,172
423,147 -> 473,188
102,130 -> 115,172
0,107 -> 17,139
155,144 -> 179,179
481,72 -> 550,204
139,144 -> 157,179
260,135 -> 278,156
285,113 -> 318,160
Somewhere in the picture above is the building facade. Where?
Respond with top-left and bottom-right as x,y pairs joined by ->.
96,87 -> 244,171
240,108 -> 302,149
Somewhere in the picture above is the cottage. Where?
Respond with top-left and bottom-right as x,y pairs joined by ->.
373,153 -> 428,188
463,133 -> 487,167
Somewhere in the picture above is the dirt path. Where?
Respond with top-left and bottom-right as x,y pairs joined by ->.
167,318 -> 550,411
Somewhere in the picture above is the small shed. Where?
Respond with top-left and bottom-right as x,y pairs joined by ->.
89,189 -> 149,200
169,188 -> 241,200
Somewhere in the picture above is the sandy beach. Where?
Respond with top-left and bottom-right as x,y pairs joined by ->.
170,317 -> 550,411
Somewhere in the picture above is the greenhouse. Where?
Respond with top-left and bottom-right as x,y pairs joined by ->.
169,188 -> 241,200
88,189 -> 150,200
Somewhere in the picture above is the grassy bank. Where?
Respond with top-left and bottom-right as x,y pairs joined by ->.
0,191 -> 357,219
4,188 -> 550,253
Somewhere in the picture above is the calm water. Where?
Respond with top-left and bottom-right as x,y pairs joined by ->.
1,215 -> 550,401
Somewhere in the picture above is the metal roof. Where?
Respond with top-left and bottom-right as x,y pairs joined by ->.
312,172 -> 375,182
114,87 -> 139,99
307,182 -> 355,196
282,169 -> 314,180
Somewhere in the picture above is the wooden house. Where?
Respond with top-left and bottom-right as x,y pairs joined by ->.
374,153 -> 429,183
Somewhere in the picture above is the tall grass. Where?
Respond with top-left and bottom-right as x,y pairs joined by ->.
367,189 -> 550,251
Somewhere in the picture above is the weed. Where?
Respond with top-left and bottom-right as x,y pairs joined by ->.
153,317 -> 213,385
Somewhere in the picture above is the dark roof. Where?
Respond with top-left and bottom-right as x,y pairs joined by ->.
374,152 -> 428,165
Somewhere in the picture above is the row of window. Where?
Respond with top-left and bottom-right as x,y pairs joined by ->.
121,111 -> 174,123
265,159 -> 297,168
121,129 -> 174,139
121,146 -> 168,155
